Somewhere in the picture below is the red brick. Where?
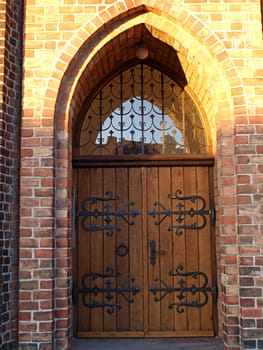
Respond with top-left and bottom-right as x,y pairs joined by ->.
0,1 -> 259,350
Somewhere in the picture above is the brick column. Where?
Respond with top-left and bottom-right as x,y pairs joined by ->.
237,123 -> 263,349
0,0 -> 23,348
19,120 -> 55,349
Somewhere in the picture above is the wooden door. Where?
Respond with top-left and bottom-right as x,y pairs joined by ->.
74,162 -> 216,337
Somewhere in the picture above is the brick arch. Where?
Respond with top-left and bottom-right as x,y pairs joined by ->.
52,1 -> 244,140
51,2 -> 244,348
52,8 -> 245,159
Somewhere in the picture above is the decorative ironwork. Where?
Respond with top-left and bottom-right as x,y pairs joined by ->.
80,64 -> 208,156
116,242 -> 129,257
150,240 -> 157,266
78,191 -> 139,236
78,267 -> 141,314
149,265 -> 216,313
148,189 -> 213,235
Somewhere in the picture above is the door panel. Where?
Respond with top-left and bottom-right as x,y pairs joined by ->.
76,167 -> 143,337
75,164 -> 216,337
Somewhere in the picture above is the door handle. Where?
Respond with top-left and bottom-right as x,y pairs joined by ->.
150,240 -> 157,266
149,240 -> 166,266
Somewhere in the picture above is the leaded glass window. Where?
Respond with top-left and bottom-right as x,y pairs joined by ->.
79,64 -> 208,156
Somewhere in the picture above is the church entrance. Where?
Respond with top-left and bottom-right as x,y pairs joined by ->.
72,63 -> 217,338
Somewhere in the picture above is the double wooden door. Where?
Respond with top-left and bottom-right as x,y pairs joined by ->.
74,162 -> 216,337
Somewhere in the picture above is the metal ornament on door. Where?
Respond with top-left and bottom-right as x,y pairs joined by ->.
77,267 -> 141,314
73,176 -> 217,329
149,265 -> 217,313
148,189 -> 214,235
75,190 -> 141,314
77,190 -> 139,236
148,189 -> 217,312
76,189 -> 216,311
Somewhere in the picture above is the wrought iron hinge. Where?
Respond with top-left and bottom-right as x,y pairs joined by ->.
209,207 -> 216,225
72,281 -> 78,306
211,281 -> 218,304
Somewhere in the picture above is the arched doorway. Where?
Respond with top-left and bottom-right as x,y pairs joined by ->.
72,62 -> 217,338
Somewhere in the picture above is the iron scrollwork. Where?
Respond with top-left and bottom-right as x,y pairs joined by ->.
149,189 -> 213,235
79,267 -> 141,314
78,191 -> 139,236
149,265 -> 215,313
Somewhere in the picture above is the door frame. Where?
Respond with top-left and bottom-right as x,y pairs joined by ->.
72,155 -> 218,337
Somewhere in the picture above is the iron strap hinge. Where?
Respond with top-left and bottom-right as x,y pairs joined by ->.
209,207 -> 216,225
211,281 -> 218,304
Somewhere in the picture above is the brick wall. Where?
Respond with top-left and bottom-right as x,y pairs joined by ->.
0,0 -> 24,349
10,0 -> 263,349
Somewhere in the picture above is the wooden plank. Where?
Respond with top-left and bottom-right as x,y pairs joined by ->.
77,329 -> 214,338
73,155 -> 215,168
144,330 -> 214,337
78,331 -> 145,338
103,167 -> 117,332
141,167 -> 149,335
89,167 -> 104,331
116,167 -> 130,331
77,168 -> 91,332
208,165 -> 218,334
129,167 -> 144,331
196,166 -> 213,333
183,166 -> 200,331
158,167 -> 174,331
170,166 -> 187,331
146,166 -> 161,332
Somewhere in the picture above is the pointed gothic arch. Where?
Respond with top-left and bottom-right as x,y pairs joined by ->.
50,3 -> 243,347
